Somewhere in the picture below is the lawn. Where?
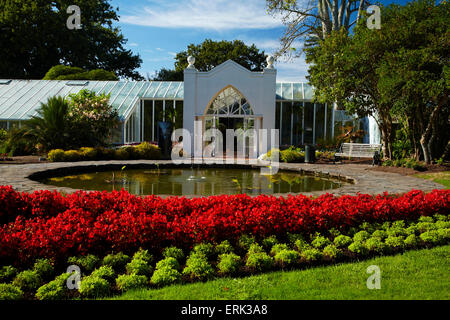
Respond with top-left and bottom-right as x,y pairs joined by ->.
415,171 -> 450,189
111,245 -> 450,300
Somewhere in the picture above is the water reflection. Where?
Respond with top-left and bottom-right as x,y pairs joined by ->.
41,168 -> 345,196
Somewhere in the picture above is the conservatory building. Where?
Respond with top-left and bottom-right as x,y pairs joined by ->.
0,58 -> 379,157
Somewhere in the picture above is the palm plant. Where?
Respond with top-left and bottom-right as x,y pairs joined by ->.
26,96 -> 72,151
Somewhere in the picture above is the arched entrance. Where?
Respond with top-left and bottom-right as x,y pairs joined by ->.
197,86 -> 261,157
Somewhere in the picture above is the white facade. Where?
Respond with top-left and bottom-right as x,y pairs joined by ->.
183,59 -> 277,157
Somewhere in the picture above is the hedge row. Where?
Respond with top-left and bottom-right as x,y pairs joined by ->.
47,142 -> 161,162
1,214 -> 449,300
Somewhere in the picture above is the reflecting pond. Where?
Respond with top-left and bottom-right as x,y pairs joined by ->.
40,168 -> 345,196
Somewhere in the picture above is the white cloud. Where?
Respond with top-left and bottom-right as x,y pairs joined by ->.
127,42 -> 139,47
275,57 -> 309,82
120,0 -> 282,31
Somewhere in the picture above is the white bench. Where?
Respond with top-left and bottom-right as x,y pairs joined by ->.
334,143 -> 382,165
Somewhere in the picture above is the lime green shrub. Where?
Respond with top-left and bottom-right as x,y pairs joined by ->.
67,254 -> 100,273
79,275 -> 110,298
151,267 -> 182,287
322,245 -> 342,259
274,249 -> 300,267
365,237 -> 387,254
90,266 -> 115,283
47,149 -> 65,162
269,243 -> 289,256
334,235 -> 353,248
262,235 -> 279,250
12,270 -> 41,291
33,258 -> 55,280
0,266 -> 18,283
126,258 -> 153,277
102,252 -> 130,272
245,252 -> 274,272
116,274 -> 148,292
311,233 -> 332,249
182,252 -> 215,281
348,241 -> 368,256
214,240 -> 234,255
217,253 -> 241,275
35,273 -> 71,300
163,247 -> 185,262
0,283 -> 23,300
155,257 -> 180,271
300,248 -> 323,262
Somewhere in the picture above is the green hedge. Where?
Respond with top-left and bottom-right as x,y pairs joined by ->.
48,142 -> 161,162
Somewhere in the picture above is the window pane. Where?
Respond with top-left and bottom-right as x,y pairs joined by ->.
293,83 -> 303,100
282,84 -> 293,100
143,100 -> 153,141
293,102 -> 303,146
304,102 -> 314,144
315,103 -> 325,143
154,100 -> 164,140
281,102 -> 292,145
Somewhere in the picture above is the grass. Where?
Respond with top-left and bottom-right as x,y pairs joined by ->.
110,245 -> 450,300
415,171 -> 450,189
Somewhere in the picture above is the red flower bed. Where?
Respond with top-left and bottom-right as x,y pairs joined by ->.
0,185 -> 449,265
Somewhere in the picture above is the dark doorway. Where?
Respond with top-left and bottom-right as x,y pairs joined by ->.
217,117 -> 244,156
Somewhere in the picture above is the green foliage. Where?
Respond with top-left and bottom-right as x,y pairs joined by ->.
247,243 -> 265,255
371,230 -> 388,240
154,39 -> 266,81
311,233 -> 332,249
333,235 -> 353,248
43,65 -> 118,81
245,252 -> 274,272
348,241 -> 368,256
300,248 -> 323,262
365,238 -> 387,254
116,274 -> 148,292
269,243 -> 289,256
133,142 -> 161,160
237,234 -> 256,251
182,253 -> 215,281
353,231 -> 371,243
294,238 -> 311,251
214,241 -> 234,255
126,259 -> 153,277
261,236 -> 279,250
79,275 -> 110,298
35,273 -> 71,300
274,249 -> 300,267
33,258 -> 55,279
155,258 -> 180,271
163,247 -> 185,262
150,267 -> 182,287
102,252 -> 130,272
0,283 -> 23,300
404,234 -> 420,247
90,266 -> 115,283
0,266 -> 18,283
217,253 -> 241,275
322,245 -> 342,259
192,243 -> 214,258
420,230 -> 443,245
12,270 -> 41,291
131,249 -> 153,264
68,254 -> 100,273
385,236 -> 405,250
48,143 -> 161,162
0,1 -> 142,80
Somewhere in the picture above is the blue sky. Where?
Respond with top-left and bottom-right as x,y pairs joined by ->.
110,0 -> 409,81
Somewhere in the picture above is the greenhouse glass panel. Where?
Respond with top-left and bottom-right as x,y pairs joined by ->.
293,102 -> 303,145
154,82 -> 171,98
143,100 -> 153,141
304,102 -> 314,144
293,83 -> 303,100
175,84 -> 184,99
143,82 -> 160,98
175,101 -> 183,129
153,100 -> 164,139
303,84 -> 314,100
276,83 -> 282,100
282,84 -> 293,100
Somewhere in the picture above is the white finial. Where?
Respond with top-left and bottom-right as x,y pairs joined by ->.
187,56 -> 196,69
266,55 -> 275,69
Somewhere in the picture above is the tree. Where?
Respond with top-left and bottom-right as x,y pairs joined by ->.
266,0 -> 368,57
152,40 -> 267,81
43,65 -> 118,80
0,0 -> 142,79
306,0 -> 449,162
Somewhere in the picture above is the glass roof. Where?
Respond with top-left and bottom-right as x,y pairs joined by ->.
0,80 -> 313,121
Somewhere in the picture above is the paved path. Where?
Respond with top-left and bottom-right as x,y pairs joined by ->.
0,160 -> 445,197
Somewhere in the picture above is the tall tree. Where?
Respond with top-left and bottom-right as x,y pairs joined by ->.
152,40 -> 267,81
306,0 -> 449,162
266,0 -> 368,57
0,0 -> 142,79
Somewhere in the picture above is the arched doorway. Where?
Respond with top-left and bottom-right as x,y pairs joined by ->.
199,86 -> 260,158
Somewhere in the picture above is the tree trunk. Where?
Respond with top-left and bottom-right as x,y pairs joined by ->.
420,103 -> 443,164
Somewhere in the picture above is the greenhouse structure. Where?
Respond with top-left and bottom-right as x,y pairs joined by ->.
0,59 -> 380,157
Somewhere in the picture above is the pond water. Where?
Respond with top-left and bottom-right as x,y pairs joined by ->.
40,168 -> 345,196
